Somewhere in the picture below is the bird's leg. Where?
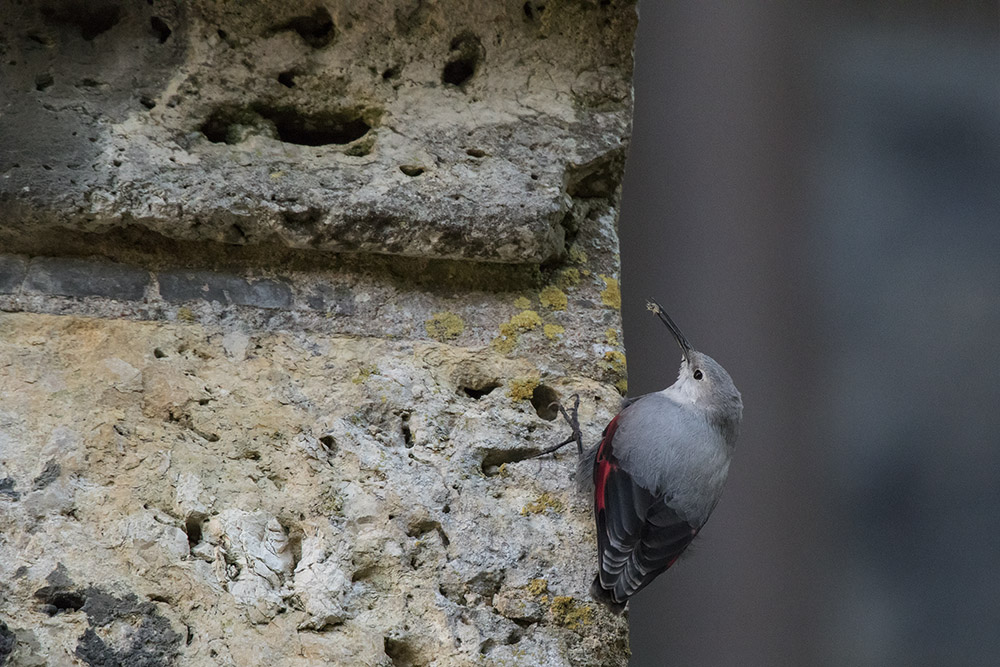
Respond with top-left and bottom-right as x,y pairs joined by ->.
531,394 -> 583,457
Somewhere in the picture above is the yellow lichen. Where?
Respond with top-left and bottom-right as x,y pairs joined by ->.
492,310 -> 541,354
604,328 -> 619,346
352,364 -> 379,384
177,307 -> 196,322
507,377 -> 540,402
599,275 -> 621,310
538,285 -> 568,311
425,312 -> 465,341
527,579 -> 549,596
491,334 -> 518,354
567,243 -> 588,265
615,378 -> 628,395
550,596 -> 594,630
543,324 -> 565,340
508,310 -> 542,330
555,267 -> 581,289
513,296 -> 532,310
603,350 -> 627,375
520,491 -> 565,515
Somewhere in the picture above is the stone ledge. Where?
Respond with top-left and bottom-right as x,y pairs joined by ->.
0,0 -> 636,264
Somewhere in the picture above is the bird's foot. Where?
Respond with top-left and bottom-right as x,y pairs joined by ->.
531,394 -> 583,458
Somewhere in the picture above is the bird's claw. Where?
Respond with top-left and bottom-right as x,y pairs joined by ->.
532,394 -> 583,458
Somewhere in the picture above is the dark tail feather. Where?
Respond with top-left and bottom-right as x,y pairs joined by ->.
590,576 -> 627,615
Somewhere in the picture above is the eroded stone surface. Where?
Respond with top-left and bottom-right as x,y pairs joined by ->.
0,0 -> 635,264
0,313 -> 629,666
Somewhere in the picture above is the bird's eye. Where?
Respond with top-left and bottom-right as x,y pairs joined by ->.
693,369 -> 704,380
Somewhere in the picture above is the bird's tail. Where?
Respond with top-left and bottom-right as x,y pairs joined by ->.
590,576 -> 627,615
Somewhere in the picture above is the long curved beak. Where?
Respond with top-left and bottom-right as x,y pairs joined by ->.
647,299 -> 692,363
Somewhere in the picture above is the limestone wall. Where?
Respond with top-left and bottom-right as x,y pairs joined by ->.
0,2 -> 636,665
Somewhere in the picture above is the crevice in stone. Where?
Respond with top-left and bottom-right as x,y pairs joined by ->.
183,513 -> 205,550
481,446 -> 544,476
406,519 -> 449,547
400,412 -> 414,448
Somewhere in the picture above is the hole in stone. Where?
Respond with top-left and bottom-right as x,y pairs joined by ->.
42,4 -> 121,41
140,95 -> 156,109
277,70 -> 297,88
150,16 -> 171,43
381,66 -> 400,80
399,165 -> 424,177
530,384 -> 560,421
466,148 -> 486,158
153,348 -> 166,359
523,2 -> 545,20
217,28 -> 228,40
279,7 -> 335,49
442,32 -> 483,87
384,636 -> 420,667
461,383 -> 499,399
34,587 -> 86,615
35,73 -> 54,91
319,434 -> 336,451
400,413 -> 414,448
259,107 -> 371,146
281,206 -> 323,229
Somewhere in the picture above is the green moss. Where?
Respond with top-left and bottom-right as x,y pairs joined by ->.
520,491 -> 565,515
599,275 -> 621,310
538,285 -> 568,311
425,311 -> 465,341
550,596 -> 594,630
507,377 -> 540,402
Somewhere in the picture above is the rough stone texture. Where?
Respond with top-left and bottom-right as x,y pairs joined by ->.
0,0 -> 634,264
0,1 -> 636,665
0,313 -> 628,665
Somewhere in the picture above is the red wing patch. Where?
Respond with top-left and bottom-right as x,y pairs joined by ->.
593,415 -> 621,512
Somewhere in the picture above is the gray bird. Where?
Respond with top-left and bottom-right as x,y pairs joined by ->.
543,300 -> 743,613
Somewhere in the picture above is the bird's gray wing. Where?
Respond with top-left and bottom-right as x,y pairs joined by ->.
591,413 -> 699,608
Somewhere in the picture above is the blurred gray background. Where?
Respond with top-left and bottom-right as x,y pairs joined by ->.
619,2 -> 999,665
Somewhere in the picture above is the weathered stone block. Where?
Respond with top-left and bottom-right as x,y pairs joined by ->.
158,269 -> 292,309
23,256 -> 149,300
0,255 -> 28,293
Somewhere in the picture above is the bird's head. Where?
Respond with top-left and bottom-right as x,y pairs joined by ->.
647,300 -> 743,439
